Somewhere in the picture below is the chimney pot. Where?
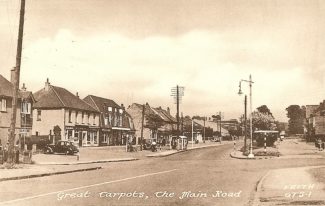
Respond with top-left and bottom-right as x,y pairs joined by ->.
10,68 -> 16,84
21,83 -> 26,91
45,78 -> 50,91
76,92 -> 79,98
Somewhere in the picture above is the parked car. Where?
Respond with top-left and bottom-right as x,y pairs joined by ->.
142,138 -> 157,150
44,140 -> 79,155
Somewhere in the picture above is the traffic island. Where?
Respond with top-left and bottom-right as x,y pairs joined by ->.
230,148 -> 279,160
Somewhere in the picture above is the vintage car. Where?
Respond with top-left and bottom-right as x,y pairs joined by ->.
44,140 -> 79,155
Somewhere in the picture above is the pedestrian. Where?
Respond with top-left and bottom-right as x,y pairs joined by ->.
317,138 -> 323,151
162,138 -> 166,146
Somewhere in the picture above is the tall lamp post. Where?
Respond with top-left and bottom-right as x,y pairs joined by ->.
238,75 -> 254,158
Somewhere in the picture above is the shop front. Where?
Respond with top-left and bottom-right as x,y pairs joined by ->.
109,127 -> 133,146
66,125 -> 99,147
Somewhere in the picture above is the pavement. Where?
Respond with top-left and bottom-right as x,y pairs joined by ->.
0,141 -> 231,182
239,138 -> 325,206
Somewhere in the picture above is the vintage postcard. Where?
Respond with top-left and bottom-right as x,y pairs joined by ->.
0,0 -> 325,205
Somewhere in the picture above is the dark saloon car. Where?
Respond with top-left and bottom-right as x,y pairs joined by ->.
44,140 -> 79,155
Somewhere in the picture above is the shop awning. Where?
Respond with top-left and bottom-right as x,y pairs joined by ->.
112,127 -> 131,131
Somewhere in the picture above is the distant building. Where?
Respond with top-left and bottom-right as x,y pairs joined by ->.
83,95 -> 135,146
32,79 -> 100,146
193,119 -> 229,140
126,103 -> 176,144
0,72 -> 34,147
305,102 -> 325,141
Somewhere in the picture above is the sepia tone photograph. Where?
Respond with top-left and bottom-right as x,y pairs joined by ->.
0,0 -> 325,205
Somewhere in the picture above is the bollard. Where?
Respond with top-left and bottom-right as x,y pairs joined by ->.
233,141 -> 236,154
77,152 -> 80,161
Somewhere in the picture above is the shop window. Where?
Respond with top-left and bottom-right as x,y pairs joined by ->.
87,133 -> 91,144
94,133 -> 98,144
103,134 -> 108,143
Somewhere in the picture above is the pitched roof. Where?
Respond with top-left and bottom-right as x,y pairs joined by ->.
33,85 -> 97,112
153,107 -> 177,123
83,95 -> 121,112
0,74 -> 15,97
0,74 -> 34,100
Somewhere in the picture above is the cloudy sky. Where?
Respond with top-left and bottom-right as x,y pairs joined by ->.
1,0 -> 325,122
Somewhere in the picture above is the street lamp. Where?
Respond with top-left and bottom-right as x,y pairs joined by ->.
238,74 -> 254,158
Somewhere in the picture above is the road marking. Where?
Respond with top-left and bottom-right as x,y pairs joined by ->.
0,169 -> 178,205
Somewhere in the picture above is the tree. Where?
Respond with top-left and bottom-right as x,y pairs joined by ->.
286,105 -> 304,134
257,105 -> 273,117
252,111 -> 277,131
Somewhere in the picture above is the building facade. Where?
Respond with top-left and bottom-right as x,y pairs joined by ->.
0,74 -> 34,147
83,95 -> 135,146
305,103 -> 325,141
32,79 -> 100,146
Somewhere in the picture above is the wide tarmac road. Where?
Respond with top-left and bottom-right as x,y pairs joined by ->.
1,143 -> 324,206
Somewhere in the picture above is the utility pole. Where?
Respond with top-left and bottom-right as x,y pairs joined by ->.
8,0 -> 25,165
140,104 -> 145,151
176,85 -> 179,138
219,112 -> 222,143
171,85 -> 184,139
244,95 -> 247,152
181,112 -> 184,135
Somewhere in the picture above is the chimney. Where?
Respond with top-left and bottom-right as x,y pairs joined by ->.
76,92 -> 79,98
121,103 -> 125,110
10,68 -> 15,84
167,107 -> 170,114
45,78 -> 50,91
21,83 -> 27,91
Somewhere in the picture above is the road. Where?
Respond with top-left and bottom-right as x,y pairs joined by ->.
1,144 -> 325,206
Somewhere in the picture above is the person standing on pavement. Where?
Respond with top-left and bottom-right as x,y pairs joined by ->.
317,138 -> 323,151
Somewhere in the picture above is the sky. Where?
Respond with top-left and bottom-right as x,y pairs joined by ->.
0,0 -> 325,122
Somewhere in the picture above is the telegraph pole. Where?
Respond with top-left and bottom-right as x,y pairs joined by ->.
176,85 -> 179,137
8,0 -> 26,165
244,95 -> 247,152
219,112 -> 222,143
171,85 -> 184,139
181,112 -> 184,135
